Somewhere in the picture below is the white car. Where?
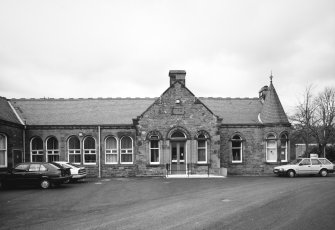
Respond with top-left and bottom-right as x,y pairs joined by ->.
273,158 -> 335,178
53,161 -> 87,182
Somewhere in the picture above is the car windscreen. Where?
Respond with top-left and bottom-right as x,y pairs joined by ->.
289,159 -> 302,165
67,162 -> 80,168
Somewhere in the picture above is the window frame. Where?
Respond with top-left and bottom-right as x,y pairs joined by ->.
0,133 -> 7,168
30,137 -> 44,162
149,135 -> 160,165
120,136 -> 133,164
280,133 -> 288,162
83,136 -> 97,165
231,135 -> 243,163
197,134 -> 208,164
266,134 -> 277,163
46,136 -> 60,162
105,136 -> 118,164
68,136 -> 81,164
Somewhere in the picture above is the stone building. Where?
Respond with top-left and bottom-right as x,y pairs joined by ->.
0,70 -> 291,177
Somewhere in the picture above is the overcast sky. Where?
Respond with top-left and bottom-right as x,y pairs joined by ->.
0,0 -> 334,115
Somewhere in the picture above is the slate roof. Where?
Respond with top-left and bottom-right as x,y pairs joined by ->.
8,97 -> 266,126
199,97 -> 263,124
0,97 -> 21,124
259,82 -> 290,124
10,98 -> 155,126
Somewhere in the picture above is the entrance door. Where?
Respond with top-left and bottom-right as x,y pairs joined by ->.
171,142 -> 186,174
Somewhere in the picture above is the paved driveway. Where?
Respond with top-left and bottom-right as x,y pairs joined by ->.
0,175 -> 335,230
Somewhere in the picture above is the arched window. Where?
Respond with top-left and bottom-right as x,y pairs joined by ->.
31,137 -> 44,162
120,136 -> 133,164
149,135 -> 160,164
46,137 -> 59,162
105,136 -> 118,164
266,134 -> 277,162
280,134 -> 288,162
232,135 -> 243,163
171,131 -> 186,139
83,136 -> 96,164
68,136 -> 81,164
197,134 -> 208,163
0,134 -> 7,167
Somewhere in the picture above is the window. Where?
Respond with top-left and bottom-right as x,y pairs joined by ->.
29,163 -> 41,172
46,137 -> 59,162
300,159 -> 311,165
68,136 -> 81,164
232,135 -> 243,163
83,137 -> 96,164
120,136 -> 133,164
0,134 -> 7,167
197,134 -> 207,163
266,134 -> 277,162
15,163 -> 29,171
150,135 -> 160,164
171,131 -> 186,139
105,136 -> 118,164
280,134 -> 288,162
311,159 -> 321,165
31,137 -> 44,162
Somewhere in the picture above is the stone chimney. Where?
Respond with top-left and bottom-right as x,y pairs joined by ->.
169,70 -> 186,86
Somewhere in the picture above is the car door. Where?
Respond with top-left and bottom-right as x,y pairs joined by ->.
310,159 -> 323,174
297,159 -> 312,175
25,163 -> 43,184
7,163 -> 29,185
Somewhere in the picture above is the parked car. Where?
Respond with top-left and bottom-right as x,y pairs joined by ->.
53,161 -> 87,182
273,157 -> 335,178
0,162 -> 72,189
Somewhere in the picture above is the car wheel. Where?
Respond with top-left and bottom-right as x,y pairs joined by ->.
40,180 -> 51,189
320,169 -> 328,177
287,170 -> 295,178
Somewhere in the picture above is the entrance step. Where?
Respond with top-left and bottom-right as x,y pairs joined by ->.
166,174 -> 225,179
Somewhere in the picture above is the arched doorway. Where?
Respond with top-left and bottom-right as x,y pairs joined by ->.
170,130 -> 187,174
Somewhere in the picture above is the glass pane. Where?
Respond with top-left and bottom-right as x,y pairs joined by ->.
267,148 -> 277,161
151,149 -> 159,162
106,137 -> 117,149
0,150 -> 5,165
0,135 -> 5,149
311,159 -> 321,165
232,141 -> 241,148
150,140 -> 159,149
267,140 -> 276,148
121,136 -> 132,149
232,135 -> 241,140
172,146 -> 177,160
32,137 -> 43,150
232,149 -> 241,161
198,140 -> 206,148
69,154 -> 81,163
33,155 -> 44,162
180,147 -> 184,160
301,159 -> 311,165
198,149 -> 206,162
69,136 -> 80,149
106,154 -> 117,163
84,137 -> 96,149
29,164 -> 40,171
85,154 -> 96,163
171,131 -> 185,138
198,134 -> 206,139
48,155 -> 59,162
47,137 -> 58,149
121,154 -> 132,163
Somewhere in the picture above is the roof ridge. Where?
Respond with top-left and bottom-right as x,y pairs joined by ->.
10,97 -> 157,101
198,97 -> 259,100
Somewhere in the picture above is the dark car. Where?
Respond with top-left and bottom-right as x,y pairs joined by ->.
0,162 -> 72,189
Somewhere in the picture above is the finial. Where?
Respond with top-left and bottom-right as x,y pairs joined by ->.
270,71 -> 273,83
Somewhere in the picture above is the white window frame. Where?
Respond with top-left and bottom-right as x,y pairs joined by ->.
30,137 -> 44,162
83,136 -> 96,165
266,134 -> 277,163
280,134 -> 288,162
150,138 -> 160,165
0,133 -> 7,168
105,136 -> 118,164
68,136 -> 81,164
120,136 -> 133,164
46,137 -> 60,162
197,138 -> 207,164
232,135 -> 243,163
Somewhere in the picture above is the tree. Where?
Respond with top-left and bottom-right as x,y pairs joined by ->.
290,86 -> 317,156
290,86 -> 335,158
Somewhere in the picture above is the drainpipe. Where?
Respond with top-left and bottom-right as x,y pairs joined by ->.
98,126 -> 101,178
